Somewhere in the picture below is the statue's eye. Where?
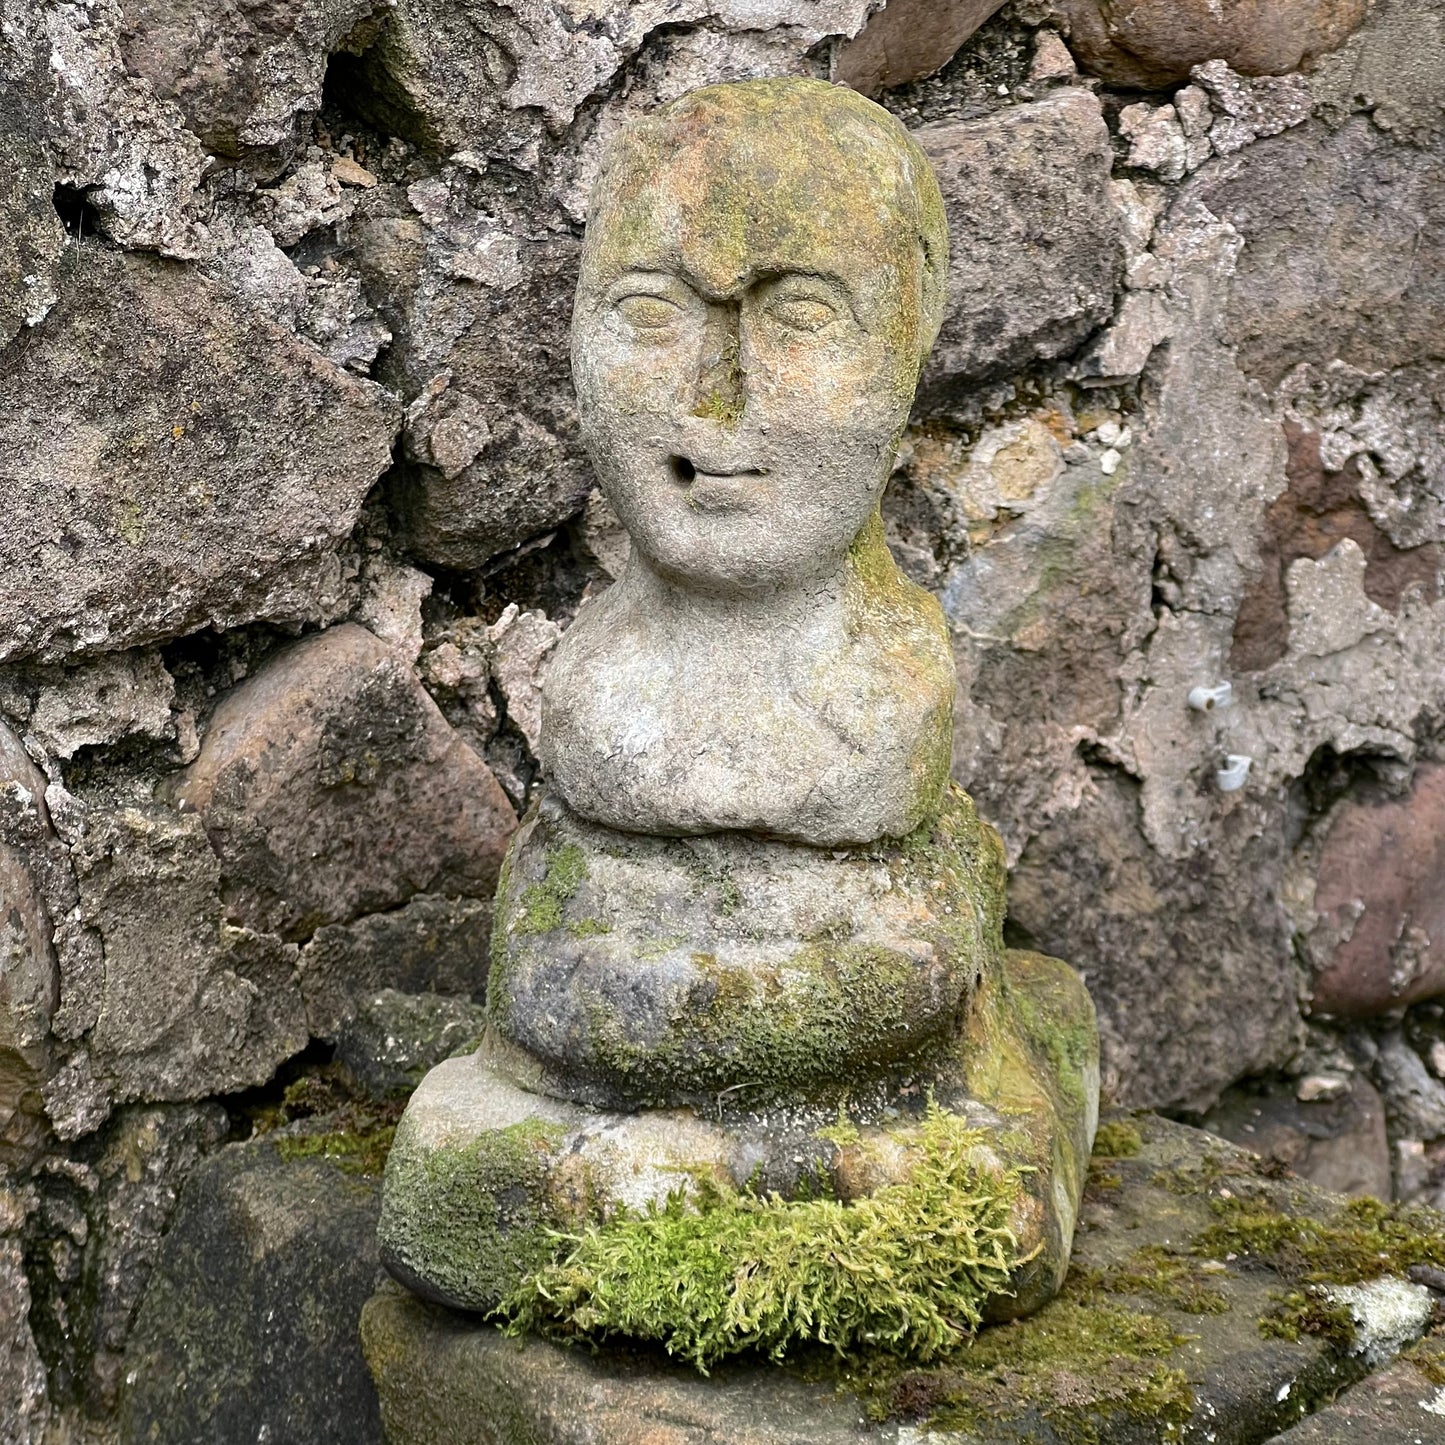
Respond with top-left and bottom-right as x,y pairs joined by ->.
616,294 -> 684,330
767,296 -> 837,333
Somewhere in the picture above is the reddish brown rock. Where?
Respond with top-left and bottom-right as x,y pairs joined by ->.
833,0 -> 1009,95
1059,0 -> 1369,89
172,624 -> 517,942
1309,763 -> 1445,1015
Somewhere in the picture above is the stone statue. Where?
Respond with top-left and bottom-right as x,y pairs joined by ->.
543,79 -> 954,846
378,78 -> 1098,1356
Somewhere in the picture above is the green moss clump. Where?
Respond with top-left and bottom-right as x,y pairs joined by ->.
277,1125 -> 396,1177
1257,1289 -> 1356,1345
1092,1121 -> 1143,1159
515,845 -> 587,935
1095,1245 -> 1230,1316
854,1295 -> 1194,1443
1191,1192 -> 1445,1341
1403,1331 -> 1445,1385
1197,1193 -> 1445,1288
496,1105 -> 1025,1373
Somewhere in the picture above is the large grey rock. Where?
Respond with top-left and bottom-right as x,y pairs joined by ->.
119,1135 -> 386,1445
337,0 -> 870,152
384,238 -> 592,570
0,249 -> 399,664
171,624 -> 516,942
1006,769 -> 1299,1112
915,90 -> 1123,395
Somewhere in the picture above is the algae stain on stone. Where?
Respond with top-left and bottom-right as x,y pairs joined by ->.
515,843 -> 586,935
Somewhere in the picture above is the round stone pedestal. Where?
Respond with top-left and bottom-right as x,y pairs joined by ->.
485,785 -> 1006,1109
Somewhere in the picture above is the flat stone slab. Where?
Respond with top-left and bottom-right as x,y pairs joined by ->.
363,1113 -> 1443,1445
1266,1348 -> 1445,1443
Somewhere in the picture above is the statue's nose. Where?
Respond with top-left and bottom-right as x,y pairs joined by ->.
690,302 -> 745,427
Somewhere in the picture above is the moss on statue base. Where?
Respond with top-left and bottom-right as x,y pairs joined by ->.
497,1103 -> 1027,1371
487,784 -> 1009,1109
379,1116 -> 572,1311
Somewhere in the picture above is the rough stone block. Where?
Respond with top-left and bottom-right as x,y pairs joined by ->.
118,0 -> 385,170
72,806 -> 308,1109
0,250 -> 399,664
299,895 -> 496,1042
914,90 -> 1122,394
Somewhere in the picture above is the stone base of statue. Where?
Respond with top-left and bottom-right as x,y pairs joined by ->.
377,786 -> 1099,1324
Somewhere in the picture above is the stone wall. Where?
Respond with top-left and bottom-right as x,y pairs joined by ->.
2,0 -> 1444,1439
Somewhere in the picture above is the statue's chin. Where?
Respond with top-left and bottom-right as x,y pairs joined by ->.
637,532 -> 842,596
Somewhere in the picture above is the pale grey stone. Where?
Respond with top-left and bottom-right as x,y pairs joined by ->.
25,653 -> 177,761
70,805 -> 309,1115
0,249 -> 399,664
1119,101 -> 1188,181
484,606 -> 560,757
0,15 -> 64,349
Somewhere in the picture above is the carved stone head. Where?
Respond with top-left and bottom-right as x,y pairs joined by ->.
545,79 -> 956,845
571,78 -> 949,595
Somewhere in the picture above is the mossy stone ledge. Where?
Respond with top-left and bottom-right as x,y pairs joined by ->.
366,1114 -> 1445,1445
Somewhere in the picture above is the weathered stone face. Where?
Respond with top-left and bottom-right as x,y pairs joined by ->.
572,78 -> 947,595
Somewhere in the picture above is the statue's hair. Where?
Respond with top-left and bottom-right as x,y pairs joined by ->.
587,78 -> 950,367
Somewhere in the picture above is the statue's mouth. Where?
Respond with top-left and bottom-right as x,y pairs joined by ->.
669,455 -> 767,484
669,456 -> 769,513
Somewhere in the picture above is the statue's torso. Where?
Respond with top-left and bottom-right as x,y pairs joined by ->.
540,574 -> 954,846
